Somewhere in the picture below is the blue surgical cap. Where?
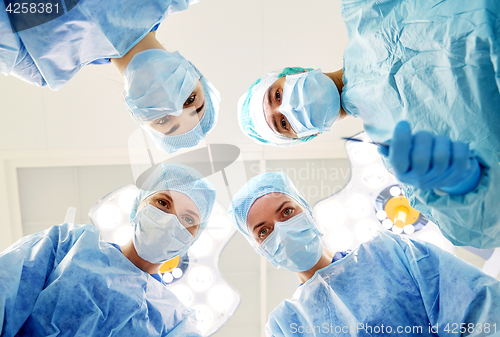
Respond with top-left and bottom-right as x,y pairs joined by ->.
228,171 -> 312,240
237,67 -> 316,147
143,76 -> 219,154
130,163 -> 217,232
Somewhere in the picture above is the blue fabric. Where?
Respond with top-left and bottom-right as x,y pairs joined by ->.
439,159 -> 483,195
279,69 -> 339,138
0,0 -> 198,90
88,24 -> 161,66
141,76 -> 220,154
266,231 -> 500,337
237,68 -> 319,147
133,205 -> 194,264
123,50 -> 200,122
331,250 -> 350,263
130,163 -> 216,232
259,212 -> 323,272
108,242 -> 165,284
228,171 -> 312,240
341,0 -> 500,249
0,223 -> 201,337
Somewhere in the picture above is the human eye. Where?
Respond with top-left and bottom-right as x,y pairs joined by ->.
184,94 -> 196,106
258,227 -> 270,239
275,90 -> 281,102
283,207 -> 294,218
156,198 -> 171,211
280,115 -> 288,130
157,115 -> 171,125
182,216 -> 195,225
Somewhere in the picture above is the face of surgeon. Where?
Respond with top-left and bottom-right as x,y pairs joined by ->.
263,76 -> 298,139
246,193 -> 304,245
144,80 -> 206,136
137,190 -> 201,237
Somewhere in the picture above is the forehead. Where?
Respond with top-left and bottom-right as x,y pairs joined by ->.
247,192 -> 295,218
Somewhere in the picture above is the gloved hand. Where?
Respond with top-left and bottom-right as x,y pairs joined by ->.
379,121 -> 482,195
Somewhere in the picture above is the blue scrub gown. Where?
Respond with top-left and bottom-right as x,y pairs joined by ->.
340,0 -> 500,249
0,0 -> 197,90
0,223 -> 201,337
266,231 -> 500,337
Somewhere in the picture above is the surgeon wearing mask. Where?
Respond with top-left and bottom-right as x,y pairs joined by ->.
228,171 -> 500,337
0,0 -> 219,154
238,0 -> 500,250
0,163 -> 216,336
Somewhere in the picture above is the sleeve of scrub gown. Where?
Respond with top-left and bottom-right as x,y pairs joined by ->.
394,234 -> 500,333
0,2 -> 21,76
165,313 -> 203,337
0,224 -> 88,336
398,146 -> 500,250
167,0 -> 201,15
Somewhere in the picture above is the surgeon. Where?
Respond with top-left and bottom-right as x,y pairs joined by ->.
0,162 -> 217,336
228,171 -> 500,337
237,0 -> 500,249
0,0 -> 219,153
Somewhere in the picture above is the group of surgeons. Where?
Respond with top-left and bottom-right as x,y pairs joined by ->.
1,0 -> 500,335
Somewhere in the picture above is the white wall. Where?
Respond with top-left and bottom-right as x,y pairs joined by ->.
0,1 -> 497,336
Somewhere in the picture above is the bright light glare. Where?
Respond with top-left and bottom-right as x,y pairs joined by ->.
119,189 -> 138,213
390,186 -> 402,197
208,285 -> 234,311
362,164 -> 388,189
170,285 -> 194,307
195,305 -> 214,334
403,224 -> 415,235
376,210 -> 387,221
346,194 -> 372,219
189,234 -> 213,257
113,226 -> 133,245
208,215 -> 232,239
350,142 -> 379,165
354,220 -> 379,243
172,268 -> 183,279
97,204 -> 122,229
162,273 -> 174,284
188,266 -> 213,292
382,219 -> 393,229
391,225 -> 403,234
314,200 -> 346,231
418,231 -> 444,249
327,228 -> 354,251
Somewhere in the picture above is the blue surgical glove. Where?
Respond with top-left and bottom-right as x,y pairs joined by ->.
379,121 -> 482,195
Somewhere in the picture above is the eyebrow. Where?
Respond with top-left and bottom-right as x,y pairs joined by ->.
185,209 -> 201,222
276,201 -> 289,214
251,201 -> 290,233
252,221 -> 266,234
272,115 -> 279,133
190,101 -> 205,116
164,124 -> 179,135
267,87 -> 273,106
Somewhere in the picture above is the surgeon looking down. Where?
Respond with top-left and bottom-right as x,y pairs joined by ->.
0,163 -> 216,336
0,0 -> 219,153
228,171 -> 500,337
237,0 -> 500,249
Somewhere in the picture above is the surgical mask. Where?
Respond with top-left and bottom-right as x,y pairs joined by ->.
132,203 -> 194,264
279,69 -> 340,138
123,50 -> 200,123
259,212 -> 323,272
137,76 -> 219,154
